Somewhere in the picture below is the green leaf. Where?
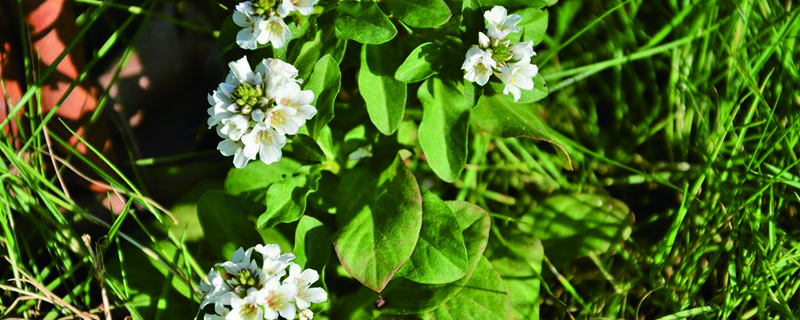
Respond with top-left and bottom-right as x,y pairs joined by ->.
386,0 -> 452,28
333,154 -> 424,292
359,43 -> 407,135
197,190 -> 264,260
379,201 -> 490,314
395,43 -> 444,83
421,257 -> 511,320
418,77 -> 471,182
398,189 -> 468,284
460,0 -> 483,45
526,194 -> 633,265
257,171 -> 322,229
216,15 -> 239,56
515,8 -> 549,45
473,86 -> 573,170
292,134 -> 327,162
489,233 -> 544,319
488,73 -> 549,104
446,201 -> 491,278
292,24 -> 348,81
462,79 -> 482,107
294,215 -> 332,272
305,54 -> 342,140
335,1 -> 397,44
223,158 -> 303,203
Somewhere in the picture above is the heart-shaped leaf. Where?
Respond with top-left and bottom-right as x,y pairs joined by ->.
526,194 -> 633,266
333,154 -> 424,292
379,201 -> 491,314
359,42 -> 407,135
398,189 -> 468,284
386,0 -> 452,28
305,54 -> 342,139
257,171 -> 321,229
418,77 -> 471,182
335,1 -> 397,44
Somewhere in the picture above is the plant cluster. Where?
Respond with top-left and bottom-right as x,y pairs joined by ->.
208,56 -> 316,168
200,245 -> 327,320
463,6 -> 539,101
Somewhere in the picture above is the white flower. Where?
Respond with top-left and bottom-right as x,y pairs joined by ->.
258,58 -> 302,96
494,61 -> 538,101
200,268 -> 230,309
242,123 -> 287,165
278,0 -> 318,17
218,138 -> 251,169
204,304 -> 231,320
227,288 -> 263,320
266,105 -> 301,135
298,309 -> 314,320
219,114 -> 250,141
255,244 -> 295,281
509,40 -> 536,63
462,46 -> 497,86
484,6 -> 522,40
256,278 -> 298,320
207,87 -> 236,128
263,16 -> 292,49
285,263 -> 327,310
274,82 -> 317,121
233,2 -> 269,50
228,57 -> 257,85
478,31 -> 491,48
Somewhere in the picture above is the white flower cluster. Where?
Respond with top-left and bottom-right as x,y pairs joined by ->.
200,245 -> 328,320
208,56 -> 316,168
233,0 -> 319,50
462,6 -> 539,102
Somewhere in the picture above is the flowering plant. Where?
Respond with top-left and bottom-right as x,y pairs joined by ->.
194,1 -> 576,319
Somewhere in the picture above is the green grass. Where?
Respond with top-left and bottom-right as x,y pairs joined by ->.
1,0 -> 799,319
